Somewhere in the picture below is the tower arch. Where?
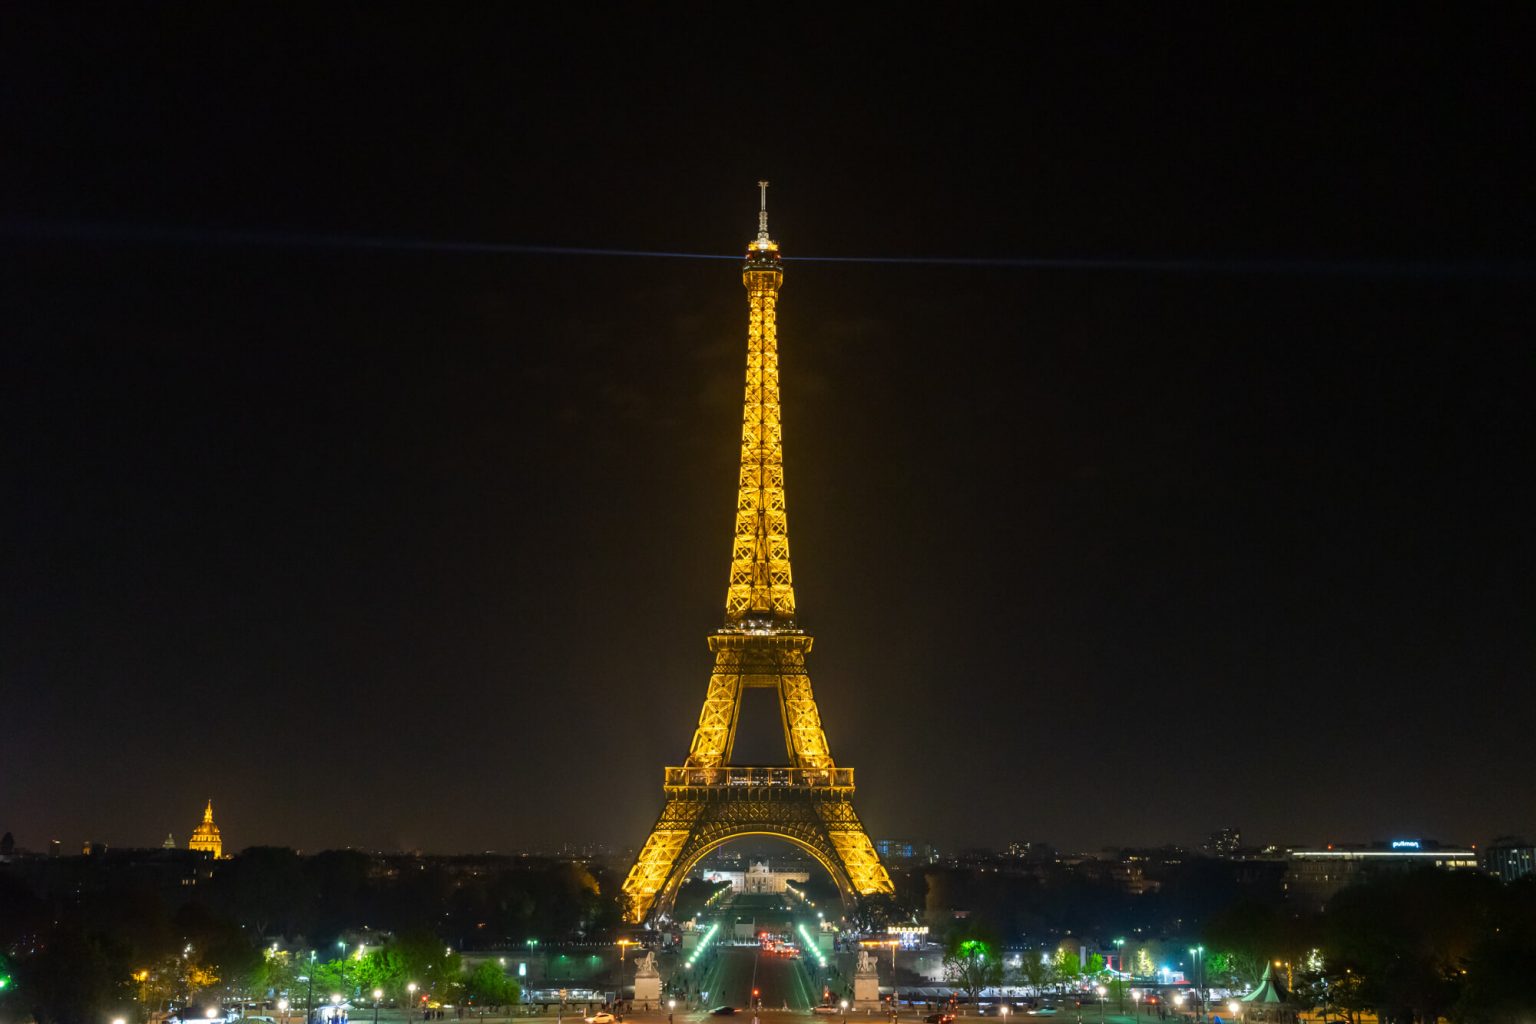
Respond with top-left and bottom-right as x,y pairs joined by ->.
653,828 -> 858,919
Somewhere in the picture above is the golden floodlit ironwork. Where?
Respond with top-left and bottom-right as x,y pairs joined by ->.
622,183 -> 893,922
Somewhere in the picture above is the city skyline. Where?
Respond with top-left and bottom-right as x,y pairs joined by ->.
6,11 -> 1534,856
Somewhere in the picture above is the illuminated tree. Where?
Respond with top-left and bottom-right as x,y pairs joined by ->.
945,938 -> 1002,1009
1050,950 -> 1081,993
464,961 -> 520,1008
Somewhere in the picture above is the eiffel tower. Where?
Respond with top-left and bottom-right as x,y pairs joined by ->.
622,183 -> 894,922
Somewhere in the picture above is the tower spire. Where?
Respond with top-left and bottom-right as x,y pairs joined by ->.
729,182 -> 793,624
757,180 -> 771,245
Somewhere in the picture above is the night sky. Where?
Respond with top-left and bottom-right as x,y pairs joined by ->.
5,10 -> 1534,858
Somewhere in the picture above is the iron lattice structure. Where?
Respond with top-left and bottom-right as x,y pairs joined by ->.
622,184 -> 894,922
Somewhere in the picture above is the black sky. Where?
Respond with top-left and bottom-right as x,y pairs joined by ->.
4,10 -> 1534,858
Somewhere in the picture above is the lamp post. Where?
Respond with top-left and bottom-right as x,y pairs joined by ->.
1000,1003 -> 1010,1024
1112,942 -> 1125,1014
305,952 -> 317,1024
279,999 -> 289,1024
1130,992 -> 1140,1020
331,994 -> 342,1023
1096,987 -> 1105,1024
1186,948 -> 1204,1024
408,984 -> 418,1024
841,999 -> 848,1024
373,990 -> 383,1024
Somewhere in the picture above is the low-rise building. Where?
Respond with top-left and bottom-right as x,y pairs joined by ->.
1286,838 -> 1478,912
1482,836 -> 1536,882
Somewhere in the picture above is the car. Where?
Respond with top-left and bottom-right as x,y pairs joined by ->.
1026,1011 -> 1058,1017
584,1014 -> 616,1024
710,1008 -> 739,1016
812,1008 -> 839,1016
924,1014 -> 956,1024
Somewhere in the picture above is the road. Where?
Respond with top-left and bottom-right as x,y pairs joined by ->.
702,947 -> 819,1014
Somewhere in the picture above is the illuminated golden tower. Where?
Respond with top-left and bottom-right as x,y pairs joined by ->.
622,183 -> 894,922
187,799 -> 223,858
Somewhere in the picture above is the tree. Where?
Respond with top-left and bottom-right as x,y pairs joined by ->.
1321,869 -> 1492,1024
1010,951 -> 1048,993
945,938 -> 1003,1010
1204,900 -> 1290,989
390,932 -> 463,1005
463,961 -> 520,1009
850,893 -> 912,933
353,950 -> 406,999
17,928 -> 130,1024
1050,950 -> 1082,993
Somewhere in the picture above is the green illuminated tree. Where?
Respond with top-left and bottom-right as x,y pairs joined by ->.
353,950 -> 406,999
311,958 -> 356,999
391,932 -> 463,1005
1049,950 -> 1081,993
944,937 -> 1002,1010
464,960 -> 520,1008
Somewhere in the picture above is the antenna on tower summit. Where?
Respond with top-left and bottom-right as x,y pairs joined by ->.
757,180 -> 771,243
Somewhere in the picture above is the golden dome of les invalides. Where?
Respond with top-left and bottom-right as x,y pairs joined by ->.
187,799 -> 223,858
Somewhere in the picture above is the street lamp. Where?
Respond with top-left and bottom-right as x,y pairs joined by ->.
1000,1004 -> 1010,1024
1130,992 -> 1140,1020
1228,1004 -> 1240,1020
279,999 -> 290,1024
374,990 -> 384,1024
840,999 -> 849,1024
407,984 -> 418,1024
303,953 -> 317,1024
1113,942 -> 1126,1014
1096,986 -> 1106,1024
1187,948 -> 1205,1024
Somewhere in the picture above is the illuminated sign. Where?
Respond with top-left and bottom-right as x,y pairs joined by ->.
1391,840 -> 1421,849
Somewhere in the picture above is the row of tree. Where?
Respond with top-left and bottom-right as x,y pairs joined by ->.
932,871 -> 1536,1024
0,848 -> 615,1024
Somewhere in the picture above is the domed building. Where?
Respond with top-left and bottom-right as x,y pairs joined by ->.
188,799 -> 223,858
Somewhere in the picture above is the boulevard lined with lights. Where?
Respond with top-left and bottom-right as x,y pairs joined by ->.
685,922 -> 721,970
796,923 -> 827,969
